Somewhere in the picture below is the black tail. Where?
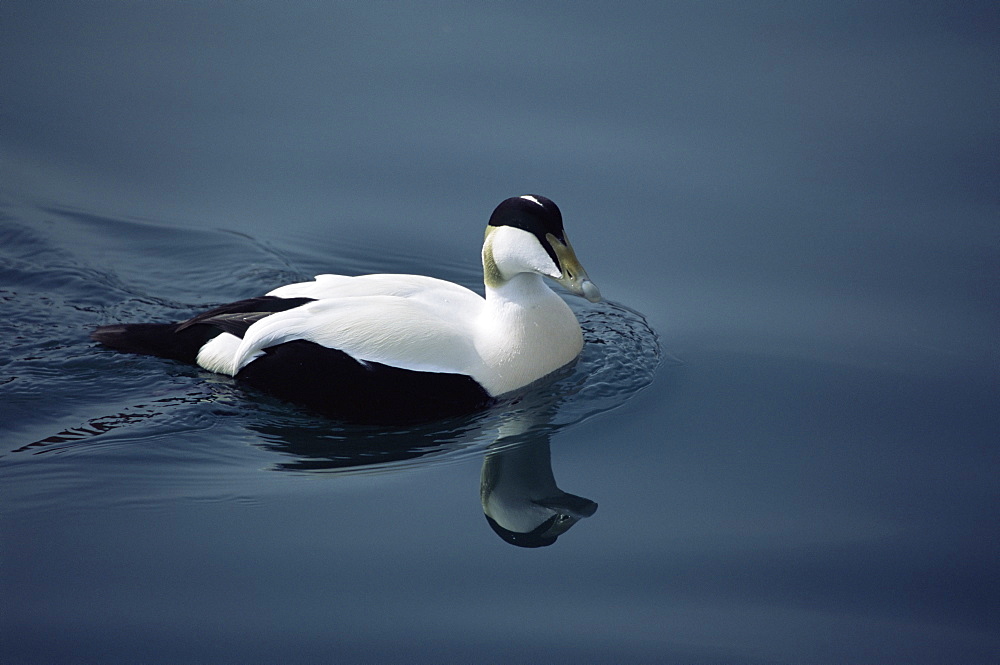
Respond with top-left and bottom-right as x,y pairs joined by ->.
90,296 -> 316,365
91,323 -> 219,364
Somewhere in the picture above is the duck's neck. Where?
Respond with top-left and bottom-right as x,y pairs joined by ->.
477,272 -> 584,395
485,271 -> 561,307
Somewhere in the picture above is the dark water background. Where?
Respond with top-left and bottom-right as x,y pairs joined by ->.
2,3 -> 998,663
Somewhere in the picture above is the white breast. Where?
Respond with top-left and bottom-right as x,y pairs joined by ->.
473,272 -> 584,395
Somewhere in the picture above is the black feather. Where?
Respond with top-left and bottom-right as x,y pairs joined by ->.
175,296 -> 315,333
236,339 -> 493,424
91,296 -> 315,363
90,322 -> 217,364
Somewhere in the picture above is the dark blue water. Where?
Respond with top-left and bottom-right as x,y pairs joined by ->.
2,3 -> 998,663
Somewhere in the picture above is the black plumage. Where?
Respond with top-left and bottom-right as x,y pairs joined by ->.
90,296 -> 315,363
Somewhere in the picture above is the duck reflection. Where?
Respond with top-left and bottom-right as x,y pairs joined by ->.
481,437 -> 597,548
18,389 -> 598,548
248,403 -> 598,547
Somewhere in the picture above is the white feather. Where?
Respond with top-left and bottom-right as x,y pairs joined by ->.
231,296 -> 481,376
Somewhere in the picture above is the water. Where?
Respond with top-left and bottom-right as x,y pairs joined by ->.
2,3 -> 998,663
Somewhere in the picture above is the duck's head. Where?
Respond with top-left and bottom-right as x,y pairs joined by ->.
483,195 -> 602,302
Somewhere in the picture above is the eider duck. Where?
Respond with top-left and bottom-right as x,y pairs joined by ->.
91,195 -> 601,423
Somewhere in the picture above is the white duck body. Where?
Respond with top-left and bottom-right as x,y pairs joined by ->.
93,195 -> 601,423
196,225 -> 587,397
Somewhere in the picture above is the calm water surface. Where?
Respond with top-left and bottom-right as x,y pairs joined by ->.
2,3 -> 998,663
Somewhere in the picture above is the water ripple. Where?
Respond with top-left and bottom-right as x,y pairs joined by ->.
1,205 -> 661,484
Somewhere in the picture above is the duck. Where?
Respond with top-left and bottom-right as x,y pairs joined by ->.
91,195 -> 602,424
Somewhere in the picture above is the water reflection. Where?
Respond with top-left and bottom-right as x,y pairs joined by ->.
481,435 -> 597,548
249,399 -> 598,547
11,380 -> 602,547
247,411 -> 488,472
